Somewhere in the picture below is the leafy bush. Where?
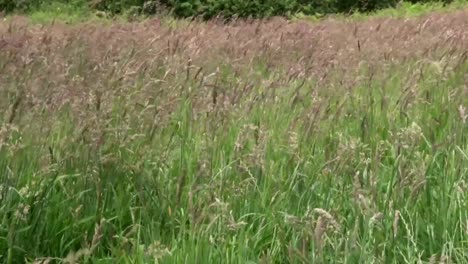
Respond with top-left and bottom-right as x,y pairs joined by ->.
334,0 -> 399,12
0,0 -> 462,17
0,0 -> 38,12
160,0 -> 457,18
0,0 -> 87,13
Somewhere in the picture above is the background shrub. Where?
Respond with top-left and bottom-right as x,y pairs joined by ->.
0,0 -> 461,18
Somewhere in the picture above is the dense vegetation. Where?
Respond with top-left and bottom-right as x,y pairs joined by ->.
0,6 -> 467,263
0,0 -> 461,18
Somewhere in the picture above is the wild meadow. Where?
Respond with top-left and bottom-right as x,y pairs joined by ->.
0,8 -> 467,263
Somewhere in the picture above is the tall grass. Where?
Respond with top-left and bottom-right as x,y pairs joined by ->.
0,9 -> 467,263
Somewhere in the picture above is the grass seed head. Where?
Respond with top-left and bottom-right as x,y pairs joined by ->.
146,241 -> 172,261
393,210 -> 401,238
369,212 -> 384,226
458,105 -> 466,123
396,122 -> 423,149
314,215 -> 327,250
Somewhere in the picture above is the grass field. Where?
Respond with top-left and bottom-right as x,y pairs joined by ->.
0,6 -> 467,264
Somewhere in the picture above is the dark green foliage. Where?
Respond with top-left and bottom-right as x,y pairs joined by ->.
0,0 -> 41,12
92,0 -> 145,14
0,0 -> 86,13
334,0 -> 399,12
0,0 -> 461,18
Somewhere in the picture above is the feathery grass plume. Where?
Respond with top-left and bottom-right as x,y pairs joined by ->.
312,208 -> 340,230
226,211 -> 247,231
204,197 -> 245,235
64,218 -> 106,263
393,210 -> 401,238
90,218 -> 105,252
408,151 -> 430,199
71,204 -> 83,218
369,212 -> 384,227
353,171 -> 362,199
31,258 -> 54,264
465,220 -> 468,236
335,135 -> 370,176
146,241 -> 172,261
410,178 -> 426,200
288,130 -> 299,156
0,124 -> 19,151
310,208 -> 340,253
188,186 -> 204,227
439,255 -> 452,264
14,203 -> 30,221
282,212 -> 304,227
353,171 -> 375,216
395,122 -> 424,150
314,215 -> 327,251
63,248 -> 91,264
0,125 -> 8,149
458,105 -> 467,123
